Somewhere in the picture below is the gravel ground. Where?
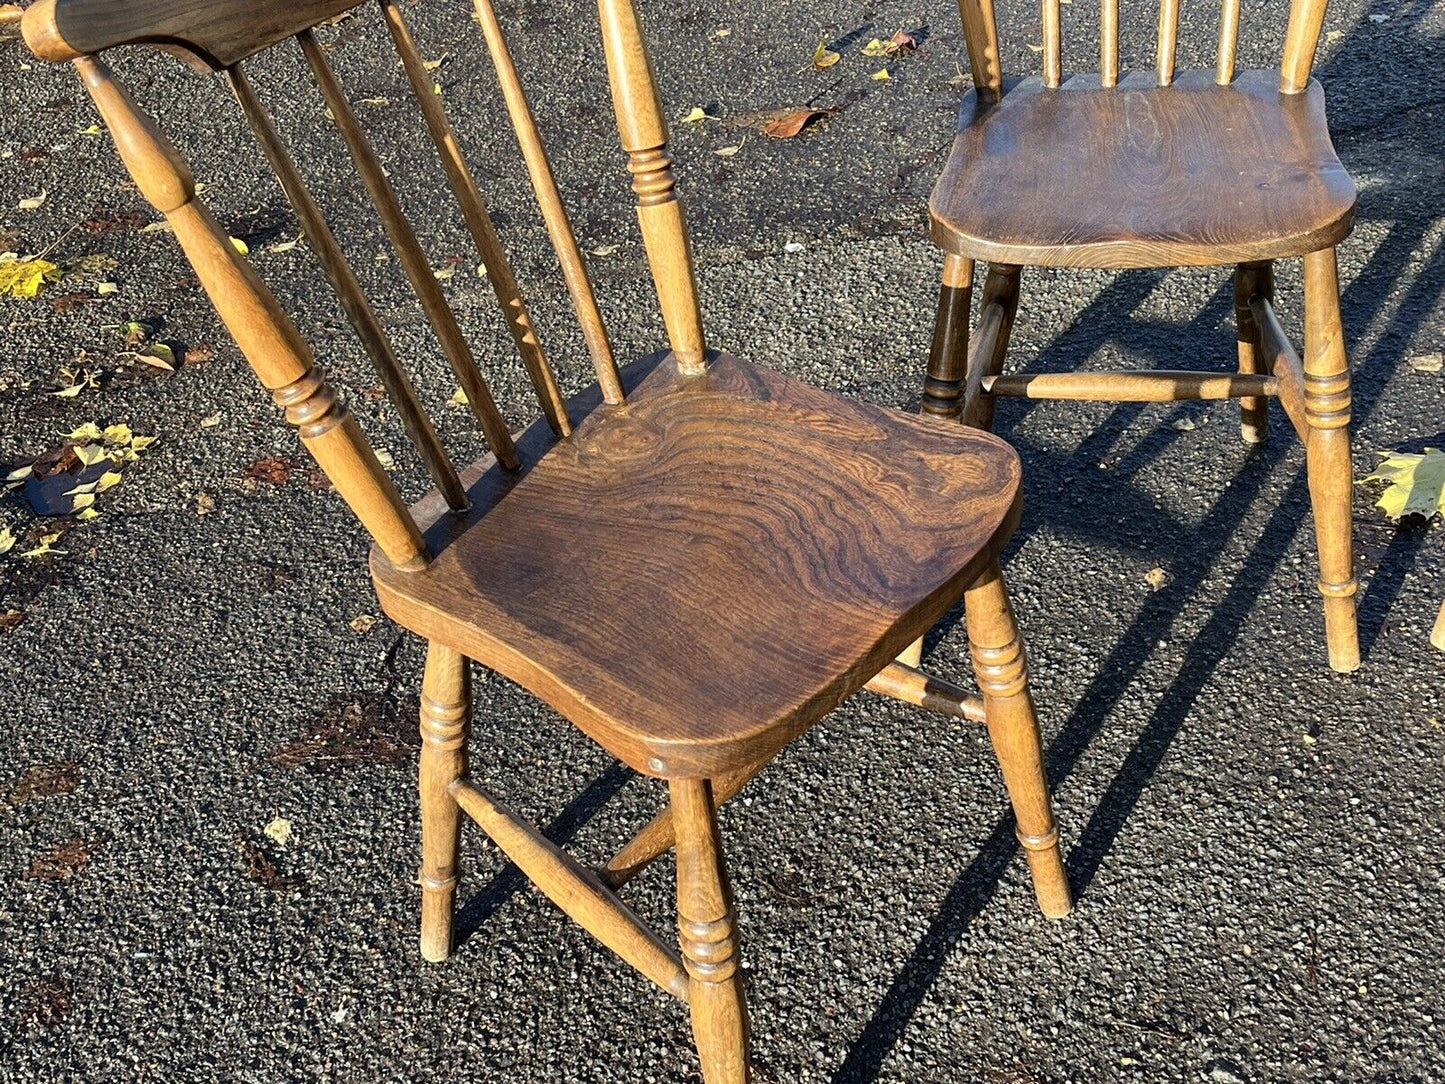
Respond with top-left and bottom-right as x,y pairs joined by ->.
2,1 -> 1443,1081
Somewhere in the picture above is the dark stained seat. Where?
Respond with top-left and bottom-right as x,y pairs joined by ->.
930,70 -> 1356,269
373,351 -> 1023,779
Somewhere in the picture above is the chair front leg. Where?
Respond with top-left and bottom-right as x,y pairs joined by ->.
419,641 -> 471,962
964,557 -> 1073,919
671,778 -> 750,1084
1302,248 -> 1360,673
1235,261 -> 1274,444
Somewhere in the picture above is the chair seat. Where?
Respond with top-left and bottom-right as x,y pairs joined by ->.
372,351 -> 1022,778
930,69 -> 1356,269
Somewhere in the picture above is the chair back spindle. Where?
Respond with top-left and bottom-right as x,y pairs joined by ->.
598,0 -> 707,375
379,0 -> 572,435
72,53 -> 427,569
957,0 -> 1334,92
226,64 -> 469,511
471,0 -> 626,403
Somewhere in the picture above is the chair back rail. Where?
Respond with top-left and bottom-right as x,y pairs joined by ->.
957,0 -> 1334,91
21,0 -> 706,563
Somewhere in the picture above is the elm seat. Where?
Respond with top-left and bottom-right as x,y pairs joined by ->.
372,351 -> 1024,779
930,70 -> 1357,269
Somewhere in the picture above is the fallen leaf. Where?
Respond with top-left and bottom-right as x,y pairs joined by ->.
18,188 -> 48,210
268,697 -> 415,772
433,267 -> 456,281
76,507 -> 99,521
0,525 -> 13,555
1362,448 -> 1445,521
196,491 -> 216,515
200,412 -> 222,429
861,37 -> 893,57
590,244 -> 620,257
448,387 -> 469,407
682,106 -> 715,123
0,255 -> 63,299
8,763 -> 80,803
13,978 -> 71,1031
96,281 -> 118,295
184,342 -> 216,365
872,68 -> 891,81
268,233 -> 304,254
1171,416 -> 1197,431
70,492 -> 95,512
0,609 -> 24,632
23,837 -> 91,881
264,817 -> 294,847
889,30 -> 919,53
812,40 -> 841,70
350,613 -> 379,633
235,833 -> 303,892
244,456 -> 293,485
1326,29 -> 1345,43
1407,353 -> 1442,373
715,137 -> 747,158
95,470 -> 123,493
102,423 -> 132,445
762,108 -> 829,139
1144,566 -> 1173,591
230,236 -> 250,255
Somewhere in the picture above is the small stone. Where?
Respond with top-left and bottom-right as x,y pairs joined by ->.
350,613 -> 379,633
1144,566 -> 1172,591
195,492 -> 216,516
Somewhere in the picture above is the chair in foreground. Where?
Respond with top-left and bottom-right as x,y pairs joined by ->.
918,0 -> 1361,671
23,0 -> 1071,1077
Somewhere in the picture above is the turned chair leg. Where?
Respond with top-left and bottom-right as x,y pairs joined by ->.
961,264 -> 1022,431
964,557 -> 1073,918
671,778 -> 750,1084
1235,261 -> 1273,444
418,641 -> 471,962
1302,248 -> 1361,673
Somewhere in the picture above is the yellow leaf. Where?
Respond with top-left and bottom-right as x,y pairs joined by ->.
715,138 -> 747,158
0,256 -> 63,299
682,106 -> 714,123
96,470 -> 124,493
5,465 -> 32,482
102,424 -> 133,446
79,123 -> 104,137
423,58 -> 445,72
230,236 -> 249,255
1362,447 -> 1445,521
68,422 -> 103,442
71,492 -> 96,511
448,387 -> 469,407
128,434 -> 159,452
812,41 -> 841,69
77,507 -> 100,521
73,444 -> 109,467
52,383 -> 86,399
0,526 -> 13,555
264,817 -> 293,847
861,37 -> 892,57
872,68 -> 891,80
138,344 -> 176,371
18,188 -> 48,211
63,481 -> 98,496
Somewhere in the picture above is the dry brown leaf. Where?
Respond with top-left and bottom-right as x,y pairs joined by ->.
9,763 -> 80,803
23,837 -> 92,882
762,108 -> 829,139
244,456 -> 293,485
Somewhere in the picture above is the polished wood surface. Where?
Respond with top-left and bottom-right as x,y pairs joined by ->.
373,351 -> 1024,778
22,0 -> 361,66
931,71 -> 1355,269
418,642 -> 469,962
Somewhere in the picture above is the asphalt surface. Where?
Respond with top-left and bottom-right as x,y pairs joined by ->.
2,1 -> 1444,1081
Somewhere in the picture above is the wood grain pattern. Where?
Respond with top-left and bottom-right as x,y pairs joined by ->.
22,0 -> 361,67
957,0 -> 1004,99
931,71 -> 1355,269
985,370 -> 1275,401
372,351 -> 1023,778
921,253 -> 975,418
1249,293 -> 1308,439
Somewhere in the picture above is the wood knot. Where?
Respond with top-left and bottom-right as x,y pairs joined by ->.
628,147 -> 677,206
273,368 -> 345,438
970,635 -> 1028,698
679,911 -> 740,982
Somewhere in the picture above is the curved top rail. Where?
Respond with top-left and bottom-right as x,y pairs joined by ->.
22,0 -> 363,67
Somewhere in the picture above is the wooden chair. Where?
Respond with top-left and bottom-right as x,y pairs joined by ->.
21,1 -> 1072,1077
919,0 -> 1361,671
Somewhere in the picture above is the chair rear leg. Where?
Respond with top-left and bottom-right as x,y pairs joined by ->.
1235,261 -> 1273,444
419,641 -> 471,962
671,778 -> 750,1084
961,264 -> 1023,431
964,557 -> 1073,918
1302,248 -> 1361,673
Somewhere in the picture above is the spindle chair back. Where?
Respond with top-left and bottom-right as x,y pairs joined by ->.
23,1 -> 1076,1078
920,0 -> 1362,671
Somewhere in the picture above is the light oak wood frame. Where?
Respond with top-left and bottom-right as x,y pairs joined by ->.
22,1 -> 1072,1078
925,0 -> 1361,672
